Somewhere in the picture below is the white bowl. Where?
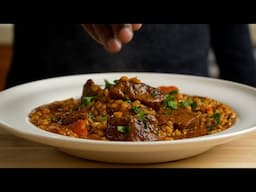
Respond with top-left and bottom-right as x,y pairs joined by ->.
0,72 -> 256,164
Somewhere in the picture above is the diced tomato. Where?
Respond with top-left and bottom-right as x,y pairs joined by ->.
69,120 -> 88,137
159,86 -> 178,94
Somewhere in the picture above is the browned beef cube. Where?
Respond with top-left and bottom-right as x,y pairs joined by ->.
157,109 -> 200,130
157,109 -> 206,138
105,114 -> 160,141
170,109 -> 200,130
129,114 -> 160,141
56,111 -> 87,125
108,78 -> 166,109
105,115 -> 131,141
81,79 -> 102,98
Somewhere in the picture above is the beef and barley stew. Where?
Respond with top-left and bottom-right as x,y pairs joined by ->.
29,76 -> 237,141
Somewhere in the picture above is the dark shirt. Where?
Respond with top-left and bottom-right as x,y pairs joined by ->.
5,24 -> 256,88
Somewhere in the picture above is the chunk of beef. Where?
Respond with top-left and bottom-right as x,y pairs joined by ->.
129,114 -> 160,141
105,115 -> 131,141
157,109 -> 206,138
158,109 -> 200,130
170,109 -> 200,130
105,113 -> 161,141
108,78 -> 166,109
81,79 -> 102,99
55,111 -> 87,125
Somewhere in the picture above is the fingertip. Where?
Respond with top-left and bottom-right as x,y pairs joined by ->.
106,39 -> 122,53
118,28 -> 133,44
132,24 -> 142,31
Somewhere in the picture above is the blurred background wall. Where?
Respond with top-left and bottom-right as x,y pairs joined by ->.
0,24 -> 13,90
1,24 -> 256,90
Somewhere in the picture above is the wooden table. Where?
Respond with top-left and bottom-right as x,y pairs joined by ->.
1,127 -> 256,168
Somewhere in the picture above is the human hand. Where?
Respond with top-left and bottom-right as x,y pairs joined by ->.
82,24 -> 142,53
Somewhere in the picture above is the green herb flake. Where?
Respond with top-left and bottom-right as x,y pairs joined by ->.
117,125 -> 130,133
167,100 -> 178,110
208,113 -> 221,131
168,90 -> 178,95
208,125 -> 215,131
163,95 -> 175,108
179,98 -> 190,108
132,106 -> 148,124
138,113 -> 147,122
132,106 -> 143,114
166,95 -> 175,101
211,113 -> 221,126
82,96 -> 96,106
104,80 -> 114,89
190,101 -> 197,110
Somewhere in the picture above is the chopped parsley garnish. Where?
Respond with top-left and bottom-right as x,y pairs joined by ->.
190,101 -> 197,110
167,100 -> 178,110
179,98 -> 190,108
208,125 -> 215,131
104,80 -> 114,89
82,96 -> 96,106
137,113 -> 147,122
211,113 -> 221,125
168,90 -> 178,95
163,96 -> 174,107
104,79 -> 119,89
132,106 -> 143,114
117,125 -> 130,133
208,113 -> 221,131
163,92 -> 177,110
132,106 -> 147,124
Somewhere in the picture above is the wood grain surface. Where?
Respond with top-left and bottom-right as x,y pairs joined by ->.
0,127 -> 256,168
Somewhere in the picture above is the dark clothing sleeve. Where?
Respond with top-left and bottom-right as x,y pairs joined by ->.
210,24 -> 256,87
